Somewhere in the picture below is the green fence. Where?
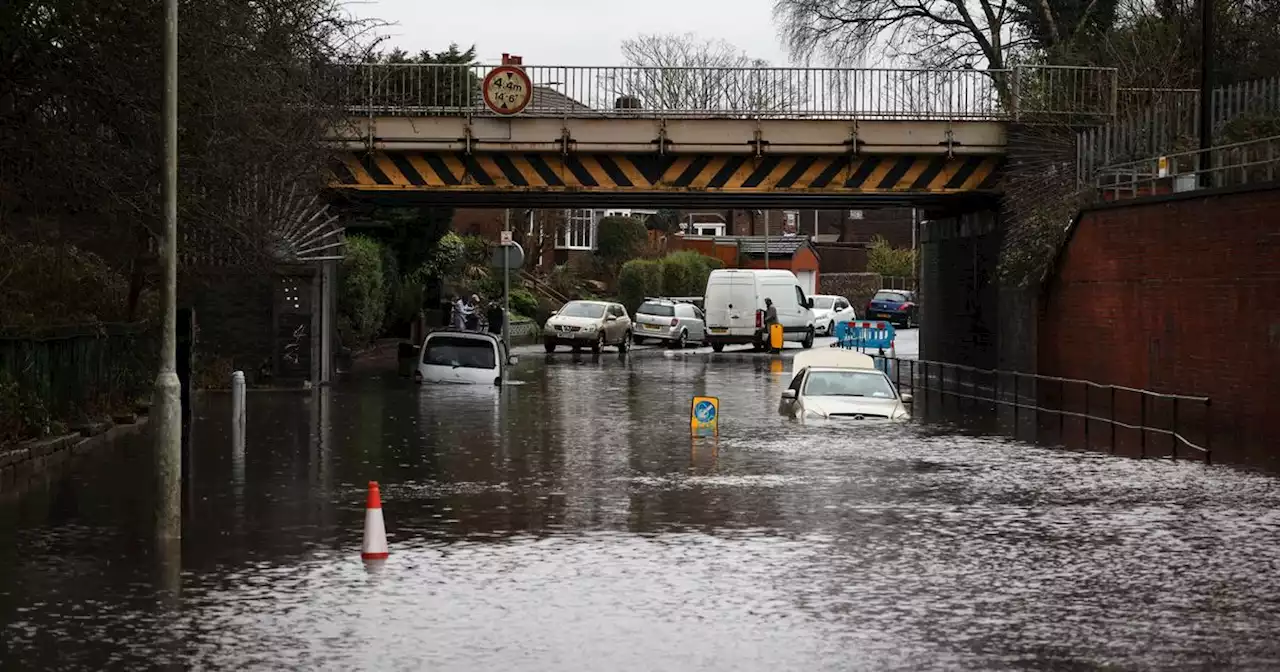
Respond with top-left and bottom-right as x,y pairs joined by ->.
0,323 -> 158,425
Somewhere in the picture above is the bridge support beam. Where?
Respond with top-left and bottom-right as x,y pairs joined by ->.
329,117 -> 1007,156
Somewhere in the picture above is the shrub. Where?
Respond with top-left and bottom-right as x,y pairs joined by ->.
337,235 -> 387,347
0,371 -> 53,443
660,250 -> 722,297
0,236 -> 134,329
508,287 -> 539,319
596,215 -> 648,265
866,235 -> 915,278
617,258 -> 663,314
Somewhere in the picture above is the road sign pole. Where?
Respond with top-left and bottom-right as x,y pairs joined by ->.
503,210 -> 511,351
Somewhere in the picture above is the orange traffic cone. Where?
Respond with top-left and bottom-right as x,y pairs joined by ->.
361,481 -> 389,561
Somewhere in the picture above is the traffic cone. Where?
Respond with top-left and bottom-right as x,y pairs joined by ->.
361,481 -> 389,561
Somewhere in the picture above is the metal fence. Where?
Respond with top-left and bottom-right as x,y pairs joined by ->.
879,276 -> 918,291
1094,134 -> 1280,202
1077,77 -> 1280,184
878,356 -> 1213,463
328,63 -> 1117,121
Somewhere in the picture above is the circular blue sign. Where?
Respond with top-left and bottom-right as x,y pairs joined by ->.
694,400 -> 717,423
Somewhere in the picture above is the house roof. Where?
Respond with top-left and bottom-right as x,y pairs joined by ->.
736,236 -> 811,259
526,86 -> 592,114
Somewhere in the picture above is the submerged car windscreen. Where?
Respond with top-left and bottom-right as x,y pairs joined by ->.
804,370 -> 895,398
423,336 -> 496,369
637,302 -> 675,317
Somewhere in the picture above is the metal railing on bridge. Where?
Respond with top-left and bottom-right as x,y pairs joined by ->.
1094,134 -> 1280,202
876,356 -> 1213,463
1077,77 -> 1280,184
327,63 -> 1117,121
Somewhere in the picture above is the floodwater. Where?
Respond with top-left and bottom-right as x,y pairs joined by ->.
3,346 -> 1280,671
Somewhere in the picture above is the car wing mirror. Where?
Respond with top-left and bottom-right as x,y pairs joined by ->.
508,354 -> 519,366
900,393 -> 913,404
606,315 -> 618,322
781,389 -> 798,401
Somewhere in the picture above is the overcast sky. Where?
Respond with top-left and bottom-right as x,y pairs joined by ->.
350,0 -> 795,66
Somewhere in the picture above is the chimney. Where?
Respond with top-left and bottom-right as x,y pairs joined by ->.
501,53 -> 523,65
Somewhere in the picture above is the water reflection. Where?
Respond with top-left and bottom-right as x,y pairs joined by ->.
2,353 -> 1280,670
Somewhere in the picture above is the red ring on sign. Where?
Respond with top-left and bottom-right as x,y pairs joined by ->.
482,66 -> 533,115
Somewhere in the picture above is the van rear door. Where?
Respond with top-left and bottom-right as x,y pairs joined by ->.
705,272 -> 758,335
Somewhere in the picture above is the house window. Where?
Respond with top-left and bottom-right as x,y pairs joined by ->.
556,208 -> 595,250
693,223 -> 725,237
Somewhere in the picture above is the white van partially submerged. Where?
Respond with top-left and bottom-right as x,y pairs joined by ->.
703,269 -> 816,352
415,330 -> 517,385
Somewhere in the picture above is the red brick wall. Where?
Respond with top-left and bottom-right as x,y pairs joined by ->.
1039,188 -> 1280,465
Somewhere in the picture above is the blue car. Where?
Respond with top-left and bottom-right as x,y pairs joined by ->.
864,290 -> 918,328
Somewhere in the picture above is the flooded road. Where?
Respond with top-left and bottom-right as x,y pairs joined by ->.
3,348 -> 1280,670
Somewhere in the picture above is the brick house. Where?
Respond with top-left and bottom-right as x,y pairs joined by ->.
454,207 -> 658,270
668,235 -> 823,294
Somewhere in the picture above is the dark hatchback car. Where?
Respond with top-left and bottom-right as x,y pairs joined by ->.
864,290 -> 918,328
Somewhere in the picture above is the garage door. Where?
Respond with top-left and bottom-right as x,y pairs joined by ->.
795,270 -> 816,296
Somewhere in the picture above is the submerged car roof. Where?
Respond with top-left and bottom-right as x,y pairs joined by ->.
789,349 -> 879,383
427,329 -> 500,343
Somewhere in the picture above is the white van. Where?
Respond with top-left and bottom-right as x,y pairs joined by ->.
415,330 -> 517,385
703,269 -> 816,352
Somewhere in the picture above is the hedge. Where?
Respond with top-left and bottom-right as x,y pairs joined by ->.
617,251 -> 722,314
338,235 -> 387,347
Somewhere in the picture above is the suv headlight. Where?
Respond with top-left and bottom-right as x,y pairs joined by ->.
582,324 -> 596,332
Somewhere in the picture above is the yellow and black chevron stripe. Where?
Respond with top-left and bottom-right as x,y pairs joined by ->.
329,152 -> 1001,193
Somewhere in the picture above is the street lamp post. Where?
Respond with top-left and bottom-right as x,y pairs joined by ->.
155,0 -> 183,540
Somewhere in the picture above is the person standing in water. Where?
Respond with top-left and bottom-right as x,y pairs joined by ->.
450,295 -> 466,330
763,297 -> 780,353
464,294 -> 481,331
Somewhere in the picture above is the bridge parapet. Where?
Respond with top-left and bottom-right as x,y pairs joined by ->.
326,63 -> 1117,122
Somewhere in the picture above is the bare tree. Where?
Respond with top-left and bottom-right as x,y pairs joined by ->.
773,0 -> 1120,70
608,33 -> 803,114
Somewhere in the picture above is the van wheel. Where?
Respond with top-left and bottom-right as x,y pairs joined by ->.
711,342 -> 725,353
802,327 -> 815,349
544,340 -> 556,353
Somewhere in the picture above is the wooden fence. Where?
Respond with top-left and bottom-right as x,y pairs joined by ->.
0,323 -> 158,423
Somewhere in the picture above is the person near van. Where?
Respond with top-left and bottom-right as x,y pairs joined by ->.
450,295 -> 467,330
486,299 -> 505,336
464,294 -> 481,331
763,297 -> 780,353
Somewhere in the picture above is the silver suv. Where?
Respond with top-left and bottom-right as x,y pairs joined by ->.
633,298 -> 706,349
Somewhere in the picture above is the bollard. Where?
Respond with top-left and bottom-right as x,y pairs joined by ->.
231,371 -> 246,443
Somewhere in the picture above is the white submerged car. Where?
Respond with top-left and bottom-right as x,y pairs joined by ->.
780,349 -> 911,421
415,330 -> 517,386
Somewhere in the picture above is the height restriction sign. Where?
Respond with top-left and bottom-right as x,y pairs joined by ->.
482,66 -> 533,115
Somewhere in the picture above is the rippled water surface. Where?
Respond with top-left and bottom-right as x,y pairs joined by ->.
3,349 -> 1280,670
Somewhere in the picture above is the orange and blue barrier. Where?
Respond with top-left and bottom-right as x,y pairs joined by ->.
833,320 -> 896,376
